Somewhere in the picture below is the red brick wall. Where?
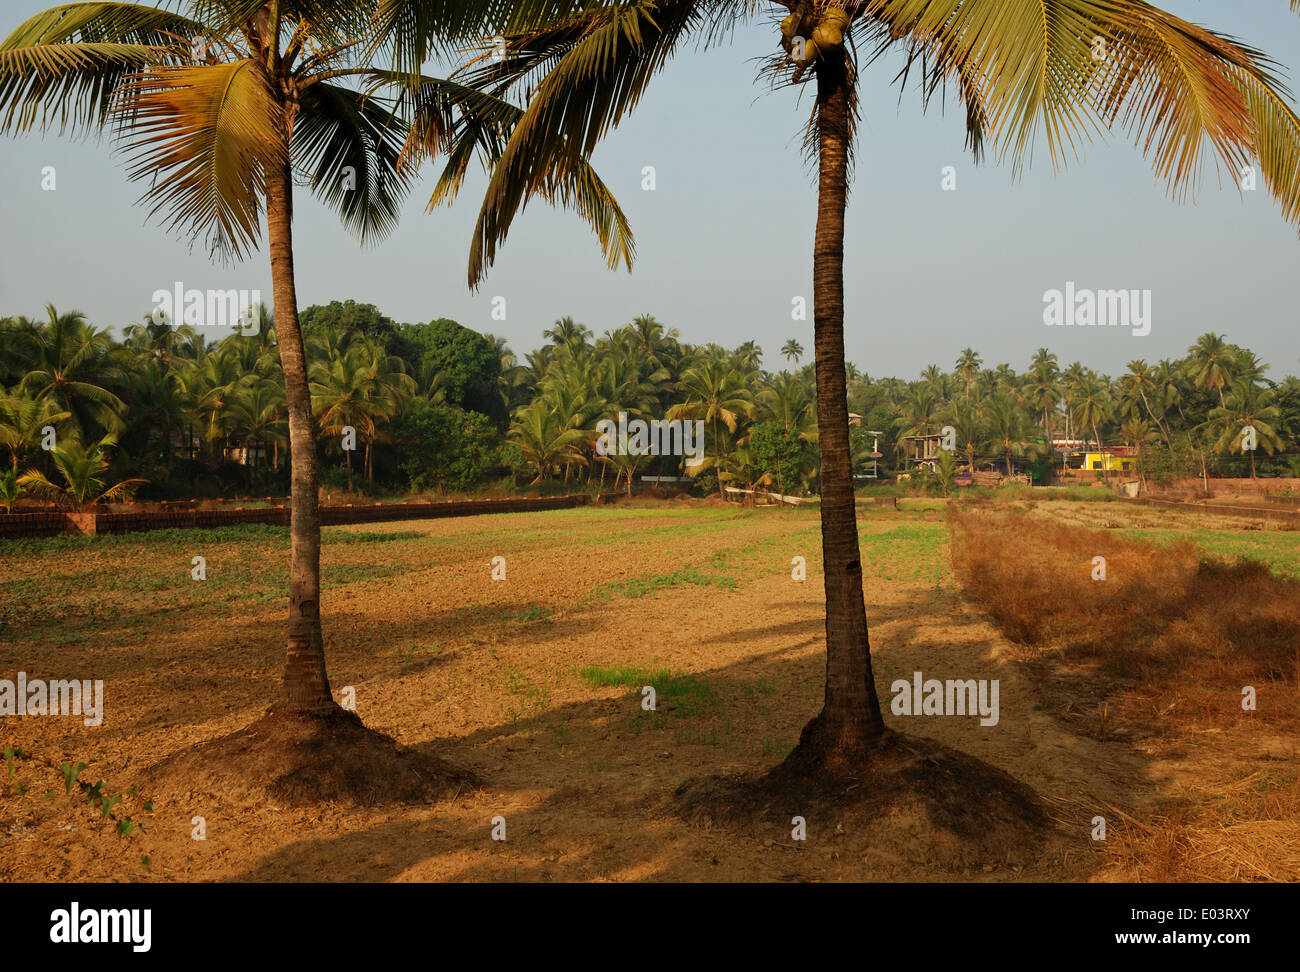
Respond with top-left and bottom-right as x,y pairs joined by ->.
0,494 -> 616,539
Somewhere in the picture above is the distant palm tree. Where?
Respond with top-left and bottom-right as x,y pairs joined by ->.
1186,333 -> 1237,406
955,348 -> 982,399
1121,360 -> 1171,448
182,346 -> 245,458
1061,362 -> 1090,446
781,339 -> 804,365
544,317 -> 593,351
982,391 -> 1034,477
310,339 -> 411,490
128,358 -> 187,464
1026,353 -> 1061,454
18,434 -> 144,510
0,390 -> 71,469
1208,380 -> 1284,478
920,364 -> 947,397
733,340 -> 763,373
1071,375 -> 1113,458
227,376 -> 288,477
122,318 -> 202,373
667,360 -> 755,494
509,400 -> 587,485
941,397 -> 982,475
895,382 -> 942,438
14,305 -> 126,443
762,371 -> 817,443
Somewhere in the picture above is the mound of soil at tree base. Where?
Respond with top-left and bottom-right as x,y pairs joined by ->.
673,730 -> 1056,870
135,706 -> 477,809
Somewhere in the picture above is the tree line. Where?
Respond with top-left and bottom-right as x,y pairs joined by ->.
3,298 -> 1295,511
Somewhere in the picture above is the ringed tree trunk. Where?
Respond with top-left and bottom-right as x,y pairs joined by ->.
787,50 -> 886,771
266,156 -> 335,715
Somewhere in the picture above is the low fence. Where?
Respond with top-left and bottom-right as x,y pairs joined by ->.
1120,496 -> 1300,526
0,494 -> 619,539
1265,492 -> 1300,508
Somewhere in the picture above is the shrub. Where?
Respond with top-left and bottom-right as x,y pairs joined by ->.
396,400 -> 502,493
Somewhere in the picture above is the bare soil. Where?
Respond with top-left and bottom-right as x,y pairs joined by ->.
1,499 -> 1290,881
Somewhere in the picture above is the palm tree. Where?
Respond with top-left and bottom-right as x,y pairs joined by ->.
781,339 -> 804,365
1120,359 -> 1172,448
762,371 -> 817,443
894,381 -> 942,438
543,316 -> 593,351
941,396 -> 981,475
18,434 -> 144,510
1186,332 -> 1237,406
183,345 -> 247,459
509,399 -> 587,484
1,1 -> 627,725
982,391 -> 1033,477
432,0 -> 1300,773
1071,374 -> 1113,459
920,363 -> 947,397
0,389 -> 71,470
227,376 -> 288,478
955,347 -> 981,399
0,467 -> 24,513
1208,380 -> 1284,478
122,318 -> 202,373
1026,355 -> 1061,457
127,358 -> 188,465
351,339 -> 417,481
666,360 -> 755,493
13,305 -> 126,444
310,338 -> 412,490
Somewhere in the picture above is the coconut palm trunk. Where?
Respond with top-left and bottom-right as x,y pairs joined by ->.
266,158 -> 333,714
793,52 -> 886,766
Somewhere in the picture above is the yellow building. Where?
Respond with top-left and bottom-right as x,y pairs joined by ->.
1070,451 -> 1136,472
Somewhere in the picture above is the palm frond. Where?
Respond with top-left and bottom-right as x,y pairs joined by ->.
0,2 -> 199,135
447,0 -> 698,283
865,0 -> 1300,233
372,0 -> 598,73
112,58 -> 284,259
295,80 -> 414,243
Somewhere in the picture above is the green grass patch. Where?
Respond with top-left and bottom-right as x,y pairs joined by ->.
506,604 -> 553,623
578,665 -> 707,694
1120,527 -> 1300,581
592,566 -> 737,599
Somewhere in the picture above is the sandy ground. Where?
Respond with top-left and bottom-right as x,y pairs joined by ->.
0,499 -> 1287,881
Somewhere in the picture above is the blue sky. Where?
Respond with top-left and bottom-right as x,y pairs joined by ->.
1,0 -> 1298,380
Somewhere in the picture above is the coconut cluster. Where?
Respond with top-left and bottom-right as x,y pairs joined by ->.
780,6 -> 851,68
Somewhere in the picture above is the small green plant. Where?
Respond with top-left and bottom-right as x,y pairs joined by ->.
4,745 -> 25,777
507,604 -> 552,623
13,749 -> 151,838
0,468 -> 25,513
61,761 -> 87,794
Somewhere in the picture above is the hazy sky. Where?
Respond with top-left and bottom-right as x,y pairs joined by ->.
1,0 -> 1298,380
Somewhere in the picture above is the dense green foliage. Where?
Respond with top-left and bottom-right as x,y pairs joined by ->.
2,303 -> 1297,505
